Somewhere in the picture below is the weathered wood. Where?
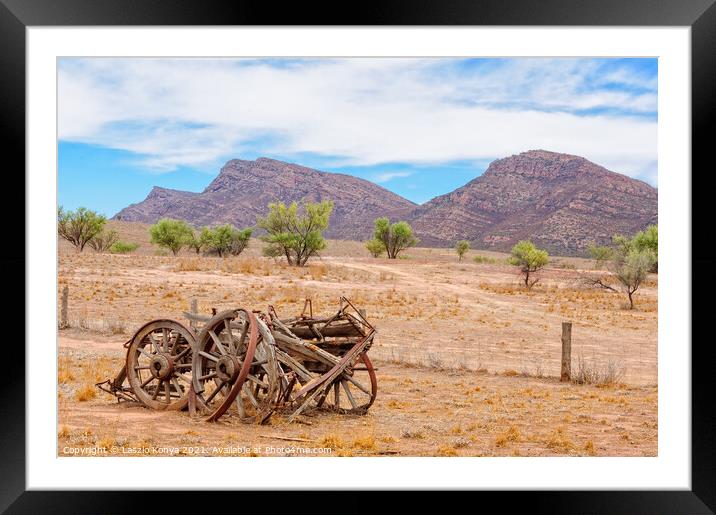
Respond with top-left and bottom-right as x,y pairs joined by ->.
259,435 -> 315,443
287,321 -> 363,339
189,298 -> 198,330
561,321 -> 572,382
273,332 -> 342,367
288,331 -> 375,421
60,285 -> 69,329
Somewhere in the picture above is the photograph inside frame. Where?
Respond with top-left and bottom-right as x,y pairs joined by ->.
56,57 -> 658,458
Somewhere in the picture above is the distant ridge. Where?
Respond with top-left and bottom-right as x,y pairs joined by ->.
406,150 -> 657,254
114,151 -> 657,255
114,157 -> 416,242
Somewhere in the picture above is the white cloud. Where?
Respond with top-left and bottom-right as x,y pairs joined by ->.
373,171 -> 413,183
58,58 -> 658,183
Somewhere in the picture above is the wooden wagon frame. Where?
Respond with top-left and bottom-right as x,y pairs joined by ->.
97,297 -> 378,424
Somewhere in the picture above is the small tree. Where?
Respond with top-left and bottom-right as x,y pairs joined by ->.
373,217 -> 418,259
257,200 -> 333,266
632,225 -> 658,272
58,206 -> 107,252
205,225 -> 232,257
186,227 -> 212,254
229,228 -> 252,256
149,218 -> 192,256
610,248 -> 656,309
87,229 -> 119,252
508,240 -> 549,289
205,224 -> 252,257
587,242 -> 614,269
591,247 -> 656,309
455,240 -> 470,261
365,239 -> 384,258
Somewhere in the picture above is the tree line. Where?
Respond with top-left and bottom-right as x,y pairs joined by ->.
453,225 -> 657,309
58,203 -> 657,308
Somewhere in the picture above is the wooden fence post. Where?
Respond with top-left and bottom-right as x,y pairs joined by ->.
190,298 -> 198,330
561,321 -> 572,382
60,286 -> 69,329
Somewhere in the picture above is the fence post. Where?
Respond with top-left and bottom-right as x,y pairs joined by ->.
190,298 -> 198,330
561,321 -> 572,382
60,286 -> 69,329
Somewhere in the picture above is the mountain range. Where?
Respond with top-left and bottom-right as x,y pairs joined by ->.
113,150 -> 657,256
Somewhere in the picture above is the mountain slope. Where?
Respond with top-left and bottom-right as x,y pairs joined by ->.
407,150 -> 657,254
113,158 -> 417,241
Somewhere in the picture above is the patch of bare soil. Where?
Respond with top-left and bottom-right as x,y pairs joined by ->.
58,336 -> 656,457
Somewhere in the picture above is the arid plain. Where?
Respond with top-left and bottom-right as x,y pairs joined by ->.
57,222 -> 657,457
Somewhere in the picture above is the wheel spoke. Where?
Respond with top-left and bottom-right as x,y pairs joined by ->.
342,380 -> 358,409
171,378 -> 183,396
243,383 -> 259,408
164,381 -> 171,402
204,380 -> 225,404
162,328 -> 169,352
152,380 -> 162,400
235,396 -> 246,418
334,382 -> 340,409
209,330 -> 228,356
148,334 -> 161,354
172,344 -> 190,361
246,374 -> 269,390
199,351 -> 219,362
344,374 -> 372,396
138,347 -> 153,360
224,320 -> 236,354
140,375 -> 155,389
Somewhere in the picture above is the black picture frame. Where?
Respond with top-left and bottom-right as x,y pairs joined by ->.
2,0 -> 713,511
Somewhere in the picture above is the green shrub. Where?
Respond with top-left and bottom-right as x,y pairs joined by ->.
473,255 -> 497,264
110,241 -> 139,254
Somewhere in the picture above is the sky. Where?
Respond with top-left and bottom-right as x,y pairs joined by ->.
58,57 -> 658,217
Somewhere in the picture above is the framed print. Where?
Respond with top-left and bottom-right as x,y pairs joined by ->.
3,0 -> 714,511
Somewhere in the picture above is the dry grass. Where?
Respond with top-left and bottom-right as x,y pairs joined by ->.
319,434 -> 345,450
572,356 -> 626,386
75,384 -> 97,402
495,425 -> 521,447
437,444 -> 459,456
546,427 -> 575,453
584,439 -> 597,456
351,435 -> 377,450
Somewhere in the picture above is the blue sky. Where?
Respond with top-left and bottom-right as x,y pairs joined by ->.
58,57 -> 657,217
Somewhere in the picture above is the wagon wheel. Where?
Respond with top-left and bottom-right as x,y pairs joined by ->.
316,352 -> 377,414
231,316 -> 280,424
191,309 -> 278,423
125,319 -> 196,410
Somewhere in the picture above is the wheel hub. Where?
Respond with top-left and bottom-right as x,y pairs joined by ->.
150,353 -> 175,380
216,355 -> 241,383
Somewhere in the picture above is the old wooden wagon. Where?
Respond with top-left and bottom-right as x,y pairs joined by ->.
97,297 -> 378,423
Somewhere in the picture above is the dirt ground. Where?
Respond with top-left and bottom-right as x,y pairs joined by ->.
57,222 -> 658,457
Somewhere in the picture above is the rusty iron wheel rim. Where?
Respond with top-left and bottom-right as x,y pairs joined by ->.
231,316 -> 280,424
125,319 -> 196,411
